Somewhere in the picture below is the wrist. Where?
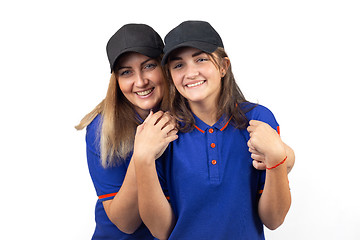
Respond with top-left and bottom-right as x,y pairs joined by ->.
266,155 -> 287,170
133,152 -> 155,165
265,145 -> 286,166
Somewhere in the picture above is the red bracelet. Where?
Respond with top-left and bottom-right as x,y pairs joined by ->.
266,156 -> 287,170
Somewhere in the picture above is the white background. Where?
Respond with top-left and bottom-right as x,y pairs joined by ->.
1,0 -> 359,239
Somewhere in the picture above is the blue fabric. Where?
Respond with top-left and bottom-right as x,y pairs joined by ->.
157,104 -> 279,240
86,114 -> 154,239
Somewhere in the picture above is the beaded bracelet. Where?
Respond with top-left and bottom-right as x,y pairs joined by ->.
266,156 -> 287,170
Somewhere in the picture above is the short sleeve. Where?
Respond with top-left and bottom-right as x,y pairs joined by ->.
244,104 -> 279,133
86,115 -> 129,202
155,147 -> 170,201
244,104 -> 280,194
258,170 -> 266,196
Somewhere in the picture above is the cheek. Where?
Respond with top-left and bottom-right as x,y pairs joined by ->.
117,79 -> 132,94
170,72 -> 182,88
148,71 -> 166,98
153,72 -> 165,87
201,64 -> 220,77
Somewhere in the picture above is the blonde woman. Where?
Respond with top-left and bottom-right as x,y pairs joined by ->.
76,23 -> 177,239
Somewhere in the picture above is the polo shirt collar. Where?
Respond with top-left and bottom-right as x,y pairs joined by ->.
134,110 -> 144,123
193,113 -> 232,133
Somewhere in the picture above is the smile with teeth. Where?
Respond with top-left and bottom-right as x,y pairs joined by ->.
186,80 -> 205,88
136,88 -> 154,96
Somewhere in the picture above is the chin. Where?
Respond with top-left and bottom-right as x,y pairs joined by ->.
187,96 -> 206,103
139,102 -> 159,111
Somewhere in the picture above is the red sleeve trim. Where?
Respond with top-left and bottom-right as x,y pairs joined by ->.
277,126 -> 280,135
98,192 -> 117,200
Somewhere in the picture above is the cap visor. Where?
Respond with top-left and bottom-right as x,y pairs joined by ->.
111,46 -> 162,71
161,41 -> 218,65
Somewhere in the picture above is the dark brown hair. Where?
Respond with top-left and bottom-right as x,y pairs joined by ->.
165,47 -> 253,132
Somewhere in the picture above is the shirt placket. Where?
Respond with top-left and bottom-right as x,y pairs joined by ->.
207,127 -> 220,183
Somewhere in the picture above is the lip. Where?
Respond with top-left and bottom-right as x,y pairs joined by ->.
185,80 -> 206,88
135,87 -> 155,98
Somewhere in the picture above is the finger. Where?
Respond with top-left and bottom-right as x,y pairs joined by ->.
247,139 -> 258,151
167,128 -> 178,137
249,120 -> 262,126
162,123 -> 177,135
251,153 -> 265,161
143,110 -> 154,124
247,125 -> 254,133
248,147 -> 261,155
136,123 -> 145,134
248,143 -> 262,155
252,160 -> 266,170
156,113 -> 173,130
165,133 -> 179,143
247,139 -> 254,149
147,111 -> 165,126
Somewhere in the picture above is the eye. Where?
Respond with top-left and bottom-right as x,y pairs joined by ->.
196,57 -> 209,63
172,62 -> 183,69
118,69 -> 132,76
144,63 -> 157,70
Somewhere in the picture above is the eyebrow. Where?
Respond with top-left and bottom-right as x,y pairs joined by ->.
169,50 -> 205,62
117,58 -> 153,70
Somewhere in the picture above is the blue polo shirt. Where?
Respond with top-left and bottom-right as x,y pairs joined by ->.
157,104 -> 279,240
86,114 -> 155,239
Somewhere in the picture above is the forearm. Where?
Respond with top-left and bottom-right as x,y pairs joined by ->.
258,161 -> 291,230
135,156 -> 175,240
103,159 -> 142,234
284,143 -> 295,173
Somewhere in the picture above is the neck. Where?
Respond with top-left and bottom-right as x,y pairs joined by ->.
189,101 -> 218,126
136,105 -> 160,121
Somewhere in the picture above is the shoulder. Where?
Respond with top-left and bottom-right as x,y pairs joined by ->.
241,102 -> 279,129
242,103 -> 274,119
87,114 -> 102,132
86,114 -> 102,147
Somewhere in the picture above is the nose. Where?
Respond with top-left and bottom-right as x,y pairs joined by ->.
185,63 -> 200,80
134,72 -> 149,87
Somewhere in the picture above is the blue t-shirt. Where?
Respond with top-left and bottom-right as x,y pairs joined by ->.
157,104 -> 279,240
86,114 -> 155,239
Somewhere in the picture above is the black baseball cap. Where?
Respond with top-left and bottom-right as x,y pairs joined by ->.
106,23 -> 164,72
161,20 -> 224,65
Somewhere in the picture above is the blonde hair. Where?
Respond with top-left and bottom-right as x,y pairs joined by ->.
76,57 -> 169,167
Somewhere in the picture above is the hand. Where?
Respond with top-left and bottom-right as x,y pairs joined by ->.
247,142 -> 266,170
133,111 -> 178,163
247,120 -> 286,168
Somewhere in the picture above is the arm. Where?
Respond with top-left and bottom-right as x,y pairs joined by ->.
251,139 -> 295,173
247,120 -> 291,230
283,143 -> 295,172
86,115 -> 142,234
102,158 -> 142,234
134,111 -> 177,239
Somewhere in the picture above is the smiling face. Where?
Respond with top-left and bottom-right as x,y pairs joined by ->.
115,52 -> 165,119
168,47 -> 225,109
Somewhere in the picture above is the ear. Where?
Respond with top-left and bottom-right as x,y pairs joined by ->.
220,57 -> 230,76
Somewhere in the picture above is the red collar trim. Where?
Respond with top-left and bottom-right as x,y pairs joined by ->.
194,124 -> 205,133
194,115 -> 233,133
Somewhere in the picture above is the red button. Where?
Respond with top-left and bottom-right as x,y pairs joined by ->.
209,128 -> 214,133
211,160 -> 217,165
211,143 -> 216,148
